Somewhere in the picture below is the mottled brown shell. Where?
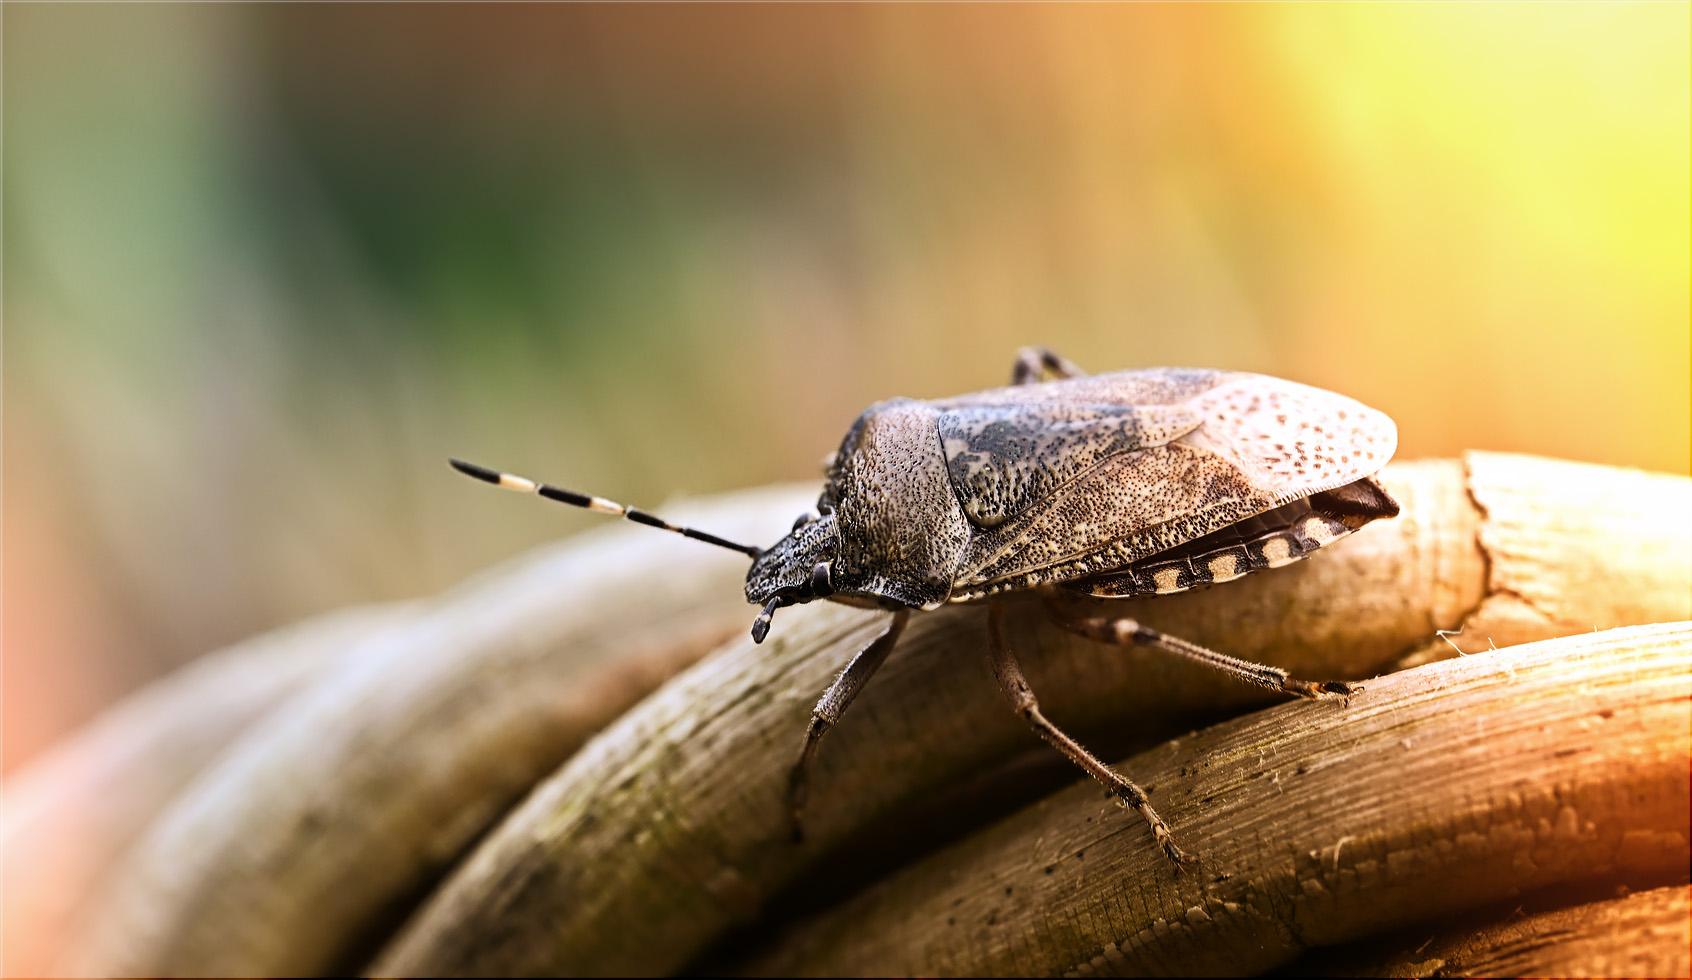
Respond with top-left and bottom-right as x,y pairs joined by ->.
746,366 -> 1397,612
934,368 -> 1397,601
939,404 -> 1201,528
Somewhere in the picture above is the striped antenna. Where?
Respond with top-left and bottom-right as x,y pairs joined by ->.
449,458 -> 763,560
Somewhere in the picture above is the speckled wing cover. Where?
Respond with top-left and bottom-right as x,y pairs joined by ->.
938,404 -> 1202,528
935,369 -> 1397,601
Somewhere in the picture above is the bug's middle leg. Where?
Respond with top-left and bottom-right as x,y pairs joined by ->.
789,608 -> 910,843
986,603 -> 1190,867
1011,346 -> 1088,385
1046,599 -> 1357,700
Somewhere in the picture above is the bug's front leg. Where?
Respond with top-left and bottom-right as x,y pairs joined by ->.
1045,599 -> 1358,701
788,609 -> 910,843
986,604 -> 1191,868
1010,346 -> 1088,386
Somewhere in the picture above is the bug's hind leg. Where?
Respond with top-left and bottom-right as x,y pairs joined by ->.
1046,600 -> 1358,701
789,609 -> 910,843
986,604 -> 1191,868
1011,347 -> 1088,385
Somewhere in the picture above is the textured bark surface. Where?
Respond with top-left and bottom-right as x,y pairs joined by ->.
1292,883 -> 1691,979
743,623 -> 1691,976
47,486 -> 814,978
13,454 -> 1689,978
1,604 -> 417,978
371,454 -> 1689,977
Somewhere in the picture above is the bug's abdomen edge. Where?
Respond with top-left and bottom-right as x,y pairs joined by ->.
1067,477 -> 1400,599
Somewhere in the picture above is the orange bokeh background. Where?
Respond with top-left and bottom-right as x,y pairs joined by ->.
5,4 -> 1687,771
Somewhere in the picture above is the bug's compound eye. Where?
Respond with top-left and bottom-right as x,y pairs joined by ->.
791,511 -> 817,532
809,561 -> 834,598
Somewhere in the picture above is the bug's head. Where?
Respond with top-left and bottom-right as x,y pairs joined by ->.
744,399 -> 971,643
743,508 -> 848,641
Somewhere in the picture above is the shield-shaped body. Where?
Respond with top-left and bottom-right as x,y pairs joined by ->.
745,368 -> 1399,612
452,354 -> 1401,866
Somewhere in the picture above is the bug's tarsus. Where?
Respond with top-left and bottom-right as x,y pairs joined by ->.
448,458 -> 763,560
1045,599 -> 1356,702
1011,346 -> 1089,386
1319,679 -> 1359,698
1277,677 -> 1360,702
787,609 -> 910,842
787,733 -> 819,844
987,604 -> 1188,870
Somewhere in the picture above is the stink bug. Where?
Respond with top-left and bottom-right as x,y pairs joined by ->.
451,347 -> 1399,866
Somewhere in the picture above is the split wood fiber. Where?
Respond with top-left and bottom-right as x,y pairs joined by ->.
24,454 -> 1688,977
371,453 -> 1690,977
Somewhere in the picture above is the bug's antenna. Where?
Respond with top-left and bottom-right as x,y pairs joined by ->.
450,458 -> 763,561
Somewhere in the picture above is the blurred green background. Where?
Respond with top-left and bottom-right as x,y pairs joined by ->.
5,4 -> 1687,772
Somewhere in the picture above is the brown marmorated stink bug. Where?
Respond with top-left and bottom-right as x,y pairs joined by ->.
450,347 -> 1399,866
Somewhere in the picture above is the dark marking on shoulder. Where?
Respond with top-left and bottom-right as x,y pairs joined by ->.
938,404 -> 1200,528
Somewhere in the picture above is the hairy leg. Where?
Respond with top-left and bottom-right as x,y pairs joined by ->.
789,609 -> 910,842
987,604 -> 1190,867
1046,599 -> 1357,700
